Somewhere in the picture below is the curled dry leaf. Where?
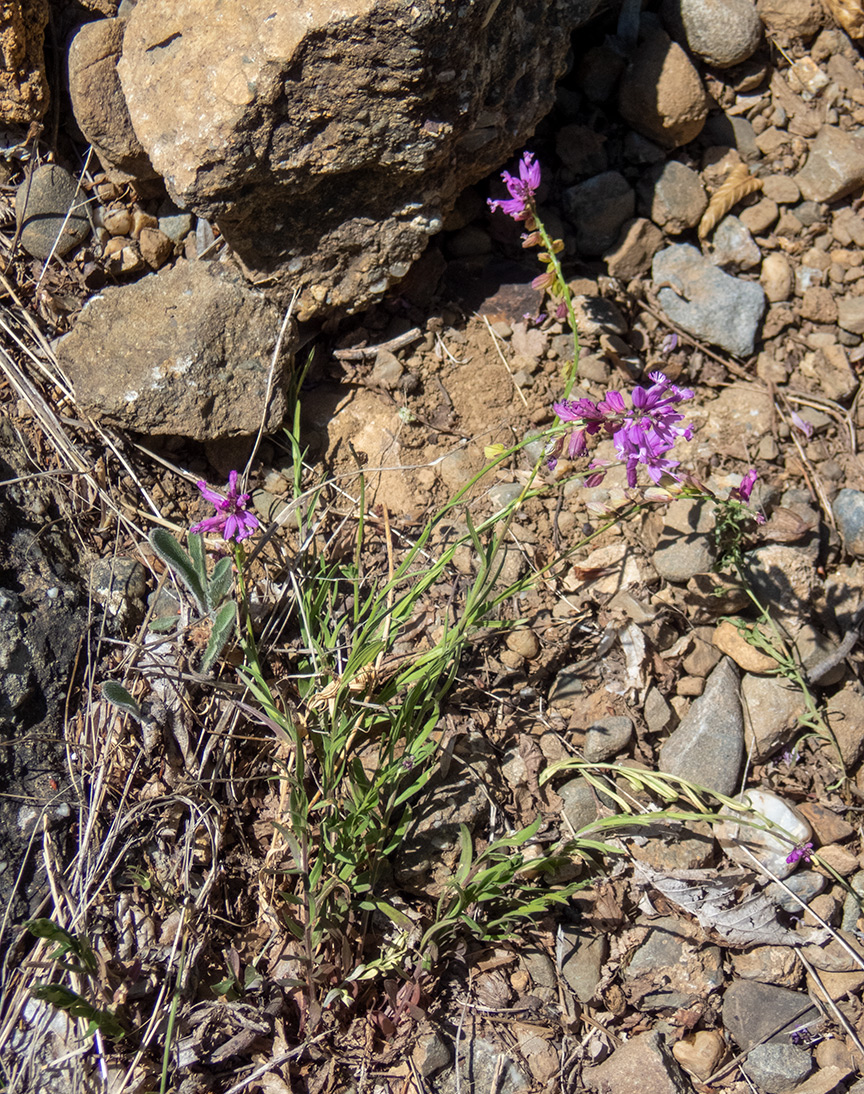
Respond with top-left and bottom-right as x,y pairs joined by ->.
823,0 -> 864,37
697,163 -> 763,240
633,862 -> 830,948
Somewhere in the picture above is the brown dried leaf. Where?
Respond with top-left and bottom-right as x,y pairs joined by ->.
824,0 -> 864,37
698,163 -> 763,240
759,506 -> 817,543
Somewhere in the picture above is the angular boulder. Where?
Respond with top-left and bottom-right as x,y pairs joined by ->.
56,260 -> 294,440
113,0 -> 603,319
67,17 -> 158,184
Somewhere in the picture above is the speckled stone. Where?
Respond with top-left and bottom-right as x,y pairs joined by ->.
16,165 -> 90,259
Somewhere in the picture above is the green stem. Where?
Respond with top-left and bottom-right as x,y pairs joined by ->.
233,543 -> 263,676
532,206 -> 580,397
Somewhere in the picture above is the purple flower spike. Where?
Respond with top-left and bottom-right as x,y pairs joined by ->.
549,372 -> 694,485
487,152 -> 541,222
786,841 -> 813,866
190,470 -> 260,543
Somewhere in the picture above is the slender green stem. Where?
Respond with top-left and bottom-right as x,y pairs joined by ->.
532,207 -> 580,396
159,932 -> 188,1094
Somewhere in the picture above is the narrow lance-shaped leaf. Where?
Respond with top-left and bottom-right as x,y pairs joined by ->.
200,600 -> 237,675
188,532 -> 208,589
149,529 -> 208,614
207,555 -> 235,609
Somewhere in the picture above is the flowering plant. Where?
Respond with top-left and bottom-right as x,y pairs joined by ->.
488,151 -> 580,394
548,371 -> 694,488
190,470 -> 259,543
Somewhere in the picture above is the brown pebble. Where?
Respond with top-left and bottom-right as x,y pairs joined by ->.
139,226 -> 174,269
713,620 -> 777,673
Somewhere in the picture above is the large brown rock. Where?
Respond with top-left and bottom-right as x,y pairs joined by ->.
0,0 -> 49,123
618,26 -> 709,148
57,260 -> 294,440
67,18 -> 157,184
756,0 -> 824,39
115,0 -> 603,320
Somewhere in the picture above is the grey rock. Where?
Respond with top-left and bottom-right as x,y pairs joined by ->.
842,871 -> 864,932
584,716 -> 633,762
834,488 -> 864,557
652,243 -> 766,357
15,165 -> 90,260
0,589 -> 31,719
394,741 -> 492,897
662,0 -> 762,68
67,18 -> 157,184
89,558 -> 148,631
741,673 -> 808,762
744,1043 -> 813,1093
659,658 -> 743,795
559,778 -> 600,834
116,0 -> 605,321
521,945 -> 557,995
710,215 -> 761,271
768,870 -> 826,914
644,687 -> 676,733
550,665 -> 586,705
722,980 -> 820,1052
556,123 -> 609,177
57,261 -> 294,441
623,916 -> 723,1009
435,1038 -> 529,1094
158,199 -> 194,243
796,126 -> 864,204
583,1030 -> 693,1094
560,925 -> 607,1003
639,160 -> 707,235
564,171 -> 635,256
652,498 -> 717,583
413,1032 -> 451,1077
704,113 -> 760,161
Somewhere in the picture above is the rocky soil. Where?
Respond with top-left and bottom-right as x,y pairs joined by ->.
6,1 -> 864,1093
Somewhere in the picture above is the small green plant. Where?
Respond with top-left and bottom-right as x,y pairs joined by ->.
25,919 -> 125,1040
419,818 -> 585,959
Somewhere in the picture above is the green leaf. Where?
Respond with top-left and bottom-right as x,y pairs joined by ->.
487,816 -> 542,852
455,824 -> 473,884
207,556 -> 234,609
200,601 -> 237,675
26,919 -> 98,975
148,615 -> 179,633
188,532 -> 208,589
100,681 -> 142,720
31,985 -> 124,1040
149,529 -> 208,614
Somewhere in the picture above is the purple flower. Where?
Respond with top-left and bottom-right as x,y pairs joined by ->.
730,468 -> 758,503
551,373 -> 693,487
790,411 -> 813,438
487,152 -> 541,222
786,841 -> 813,866
190,470 -> 260,543
660,333 -> 678,355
